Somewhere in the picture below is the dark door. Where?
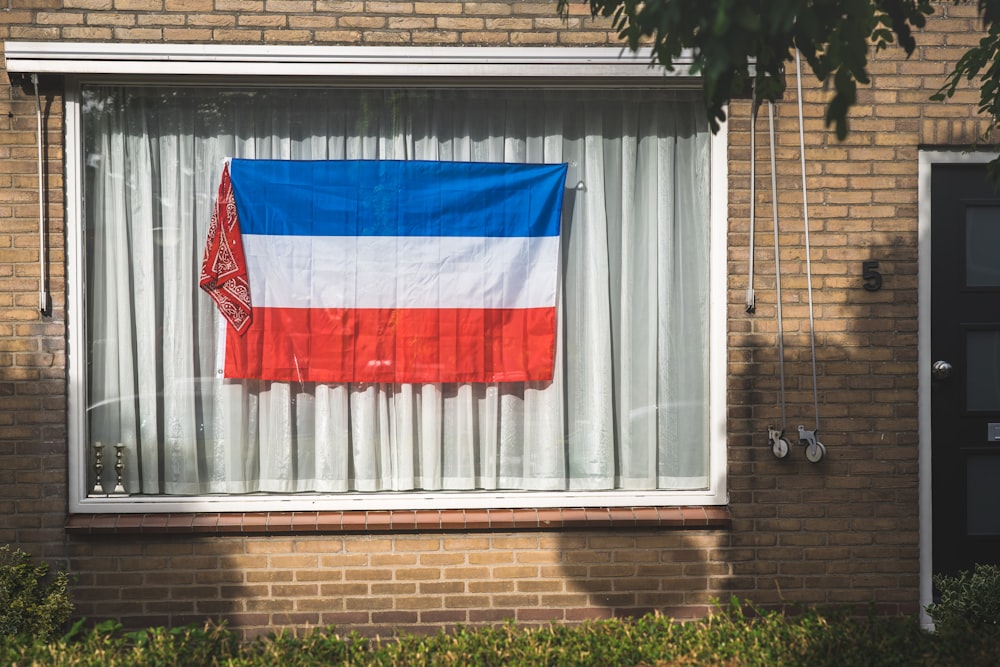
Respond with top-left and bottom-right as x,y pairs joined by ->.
931,162 -> 1000,576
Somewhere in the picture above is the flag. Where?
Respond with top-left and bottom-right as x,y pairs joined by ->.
201,158 -> 568,384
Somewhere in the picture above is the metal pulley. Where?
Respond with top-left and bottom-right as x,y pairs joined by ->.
769,426 -> 791,459
798,425 -> 826,463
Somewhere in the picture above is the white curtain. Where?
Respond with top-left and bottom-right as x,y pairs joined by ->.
83,85 -> 711,496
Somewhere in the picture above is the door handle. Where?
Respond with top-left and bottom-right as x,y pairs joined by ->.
932,360 -> 953,380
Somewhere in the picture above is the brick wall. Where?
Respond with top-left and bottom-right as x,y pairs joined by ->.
0,0 -> 987,636
0,47 -> 67,563
725,0 -> 987,615
64,531 -> 730,634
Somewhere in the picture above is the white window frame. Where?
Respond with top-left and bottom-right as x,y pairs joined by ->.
7,42 -> 727,513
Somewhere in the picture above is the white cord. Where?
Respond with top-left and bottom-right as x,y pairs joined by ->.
746,83 -> 759,313
794,50 -> 820,431
767,100 -> 786,429
33,73 -> 47,314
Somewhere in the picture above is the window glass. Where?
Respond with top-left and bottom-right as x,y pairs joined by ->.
81,85 -> 711,497
966,330 -> 1000,412
967,453 -> 1000,535
966,205 -> 1000,287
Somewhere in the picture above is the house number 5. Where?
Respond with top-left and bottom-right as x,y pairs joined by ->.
862,261 -> 882,291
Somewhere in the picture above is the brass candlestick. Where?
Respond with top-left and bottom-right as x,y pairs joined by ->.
89,442 -> 106,497
109,443 -> 129,496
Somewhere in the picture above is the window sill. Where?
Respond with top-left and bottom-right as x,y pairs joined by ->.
65,506 -> 731,535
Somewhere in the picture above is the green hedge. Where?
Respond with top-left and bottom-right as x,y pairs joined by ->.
927,563 -> 1000,633
2,600 -> 999,667
4,547 -> 1000,666
0,545 -> 73,642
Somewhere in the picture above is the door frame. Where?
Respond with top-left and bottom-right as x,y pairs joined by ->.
917,150 -> 996,628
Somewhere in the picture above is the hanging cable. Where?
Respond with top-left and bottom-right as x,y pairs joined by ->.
794,50 -> 820,431
764,97 -> 793,460
32,73 -> 48,314
768,100 -> 786,433
794,50 -> 826,463
746,79 -> 761,313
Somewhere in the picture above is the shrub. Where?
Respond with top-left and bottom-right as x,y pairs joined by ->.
0,544 -> 74,641
1,598 -> 998,666
927,563 -> 1000,633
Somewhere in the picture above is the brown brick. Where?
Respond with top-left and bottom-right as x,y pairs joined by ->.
165,0 -> 212,9
411,30 -> 458,44
114,0 -> 163,9
65,0 -> 113,7
211,28 -> 263,41
188,14 -> 237,26
288,15 -> 339,28
264,0 -> 314,10
112,27 -> 163,39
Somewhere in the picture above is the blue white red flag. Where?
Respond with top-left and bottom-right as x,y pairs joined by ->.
200,158 -> 568,384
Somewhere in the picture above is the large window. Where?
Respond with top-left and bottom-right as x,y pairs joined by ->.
66,62 -> 724,511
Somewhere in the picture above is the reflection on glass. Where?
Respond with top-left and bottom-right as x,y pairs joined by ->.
966,206 -> 1000,287
967,331 -> 1000,412
967,454 -> 1000,536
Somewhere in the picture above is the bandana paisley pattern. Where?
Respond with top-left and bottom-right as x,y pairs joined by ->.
199,162 -> 252,334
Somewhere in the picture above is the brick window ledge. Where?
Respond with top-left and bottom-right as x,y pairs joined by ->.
65,506 -> 730,535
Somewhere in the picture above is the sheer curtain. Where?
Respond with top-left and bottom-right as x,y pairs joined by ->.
83,85 -> 710,496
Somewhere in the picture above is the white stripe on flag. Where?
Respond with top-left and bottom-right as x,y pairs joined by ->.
243,234 -> 560,310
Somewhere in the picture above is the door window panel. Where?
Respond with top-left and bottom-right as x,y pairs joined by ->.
967,454 -> 1000,536
965,205 -> 1000,287
966,330 -> 1000,412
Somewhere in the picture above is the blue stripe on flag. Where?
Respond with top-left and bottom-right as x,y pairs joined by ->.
229,159 -> 568,238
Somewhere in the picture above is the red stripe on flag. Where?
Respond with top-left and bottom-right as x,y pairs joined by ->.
225,307 -> 558,384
